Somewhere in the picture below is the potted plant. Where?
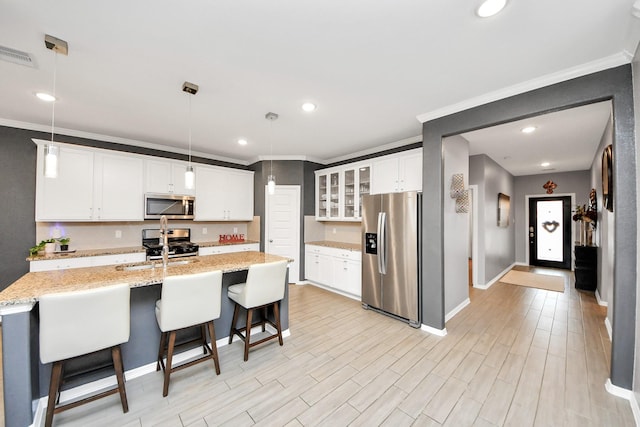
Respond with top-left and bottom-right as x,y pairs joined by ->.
29,239 -> 56,256
43,238 -> 56,253
58,237 -> 71,251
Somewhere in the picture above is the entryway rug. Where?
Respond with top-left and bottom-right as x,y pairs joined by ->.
500,269 -> 565,293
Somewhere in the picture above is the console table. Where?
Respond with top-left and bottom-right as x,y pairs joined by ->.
574,245 -> 597,291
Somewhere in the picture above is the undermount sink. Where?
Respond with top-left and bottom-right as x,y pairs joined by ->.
117,259 -> 197,271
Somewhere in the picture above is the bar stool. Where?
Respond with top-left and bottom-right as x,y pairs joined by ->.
228,260 -> 288,361
155,270 -> 223,397
39,283 -> 131,427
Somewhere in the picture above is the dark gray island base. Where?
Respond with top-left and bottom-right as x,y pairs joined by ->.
0,252 -> 290,427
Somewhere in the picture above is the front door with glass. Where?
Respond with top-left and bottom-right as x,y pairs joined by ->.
528,196 -> 571,269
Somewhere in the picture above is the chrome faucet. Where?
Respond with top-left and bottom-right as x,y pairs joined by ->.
160,215 -> 170,271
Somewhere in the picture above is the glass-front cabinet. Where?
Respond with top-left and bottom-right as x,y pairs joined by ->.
316,171 -> 340,219
317,174 -> 328,217
329,172 -> 340,218
315,163 -> 370,221
358,166 -> 370,216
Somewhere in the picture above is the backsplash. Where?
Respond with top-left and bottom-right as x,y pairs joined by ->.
36,218 -> 259,251
304,215 -> 361,244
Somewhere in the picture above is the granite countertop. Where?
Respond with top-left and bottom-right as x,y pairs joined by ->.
306,241 -> 361,251
27,246 -> 146,262
196,240 -> 260,248
26,241 -> 261,262
2,251 -> 288,307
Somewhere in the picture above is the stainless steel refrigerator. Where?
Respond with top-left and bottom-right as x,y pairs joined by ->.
361,191 -> 421,327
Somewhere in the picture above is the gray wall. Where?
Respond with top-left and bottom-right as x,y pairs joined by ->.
513,170 -> 591,263
422,65 -> 636,389
469,154 -> 515,285
0,127 -> 39,291
442,135 -> 470,315
588,116 -> 615,318
633,44 -> 640,404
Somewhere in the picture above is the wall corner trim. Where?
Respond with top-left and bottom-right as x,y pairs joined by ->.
420,324 -> 447,336
604,378 -> 639,425
445,298 -> 471,322
595,289 -> 609,307
474,262 -> 518,290
605,317 -> 613,341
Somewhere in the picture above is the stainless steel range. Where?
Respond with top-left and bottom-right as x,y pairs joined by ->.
142,228 -> 199,260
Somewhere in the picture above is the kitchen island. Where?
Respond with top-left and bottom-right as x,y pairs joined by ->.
0,251 -> 290,427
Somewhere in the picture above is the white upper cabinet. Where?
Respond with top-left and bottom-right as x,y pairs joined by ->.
194,165 -> 254,221
35,140 -> 253,222
315,163 -> 370,221
144,159 -> 194,196
36,142 -> 144,221
94,153 -> 144,220
371,149 -> 422,194
36,143 -> 95,221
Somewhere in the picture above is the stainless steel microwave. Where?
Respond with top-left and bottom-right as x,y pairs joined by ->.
144,193 -> 195,220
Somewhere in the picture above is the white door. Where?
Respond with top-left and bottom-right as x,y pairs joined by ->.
265,185 -> 301,283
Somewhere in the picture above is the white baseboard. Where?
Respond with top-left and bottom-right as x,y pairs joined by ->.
445,298 -> 470,322
31,327 -> 291,427
595,289 -> 608,306
304,281 -> 361,301
420,323 -> 447,336
474,262 -> 517,290
605,316 -> 613,341
605,378 -> 640,426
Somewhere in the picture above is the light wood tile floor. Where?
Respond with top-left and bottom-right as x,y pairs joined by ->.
43,268 -> 635,426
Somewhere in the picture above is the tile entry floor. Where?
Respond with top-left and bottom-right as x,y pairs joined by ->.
28,267 -> 637,426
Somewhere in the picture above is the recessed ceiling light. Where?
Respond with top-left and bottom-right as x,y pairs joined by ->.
521,126 -> 537,134
476,0 -> 507,17
238,139 -> 248,146
302,102 -> 317,112
541,162 -> 550,167
36,92 -> 56,102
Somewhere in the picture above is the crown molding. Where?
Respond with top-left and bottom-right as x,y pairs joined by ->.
0,117 -> 248,166
323,135 -> 422,164
416,52 -> 631,124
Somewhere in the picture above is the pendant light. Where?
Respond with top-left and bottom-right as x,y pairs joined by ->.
182,81 -> 198,190
43,35 -> 68,178
265,112 -> 278,195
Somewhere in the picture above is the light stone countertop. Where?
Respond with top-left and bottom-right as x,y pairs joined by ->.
26,241 -> 261,262
27,246 -> 146,262
306,241 -> 361,251
2,251 -> 288,307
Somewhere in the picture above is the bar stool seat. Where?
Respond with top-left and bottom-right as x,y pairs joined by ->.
228,260 -> 288,361
39,283 -> 131,427
155,270 -> 223,397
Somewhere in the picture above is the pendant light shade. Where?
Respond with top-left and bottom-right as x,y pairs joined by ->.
44,144 -> 59,178
266,112 -> 278,195
183,81 -> 198,190
267,175 -> 276,195
185,165 -> 195,190
43,34 -> 68,179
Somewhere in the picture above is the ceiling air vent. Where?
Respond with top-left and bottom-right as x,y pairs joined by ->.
0,45 -> 36,68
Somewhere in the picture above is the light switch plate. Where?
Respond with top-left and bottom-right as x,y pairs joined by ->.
202,227 -> 208,235
115,230 -> 122,238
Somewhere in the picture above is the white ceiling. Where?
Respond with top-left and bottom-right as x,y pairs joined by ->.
462,100 -> 613,176
0,1 -> 638,165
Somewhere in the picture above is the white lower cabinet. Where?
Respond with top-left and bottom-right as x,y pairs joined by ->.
29,252 -> 146,272
305,245 -> 361,298
198,243 -> 259,256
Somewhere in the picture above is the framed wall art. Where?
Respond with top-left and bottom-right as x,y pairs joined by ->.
498,192 -> 510,227
602,144 -> 613,212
